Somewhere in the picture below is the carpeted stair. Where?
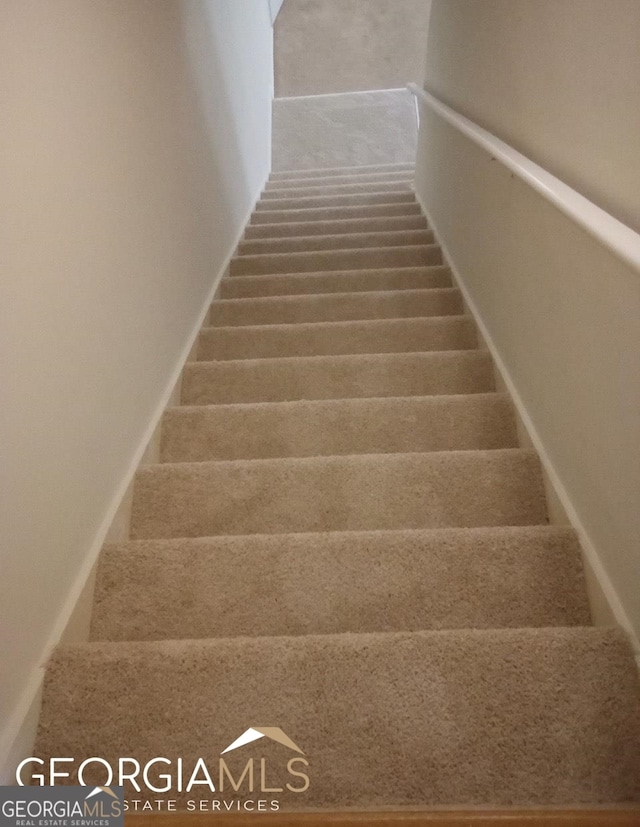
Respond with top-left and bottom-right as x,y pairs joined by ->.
35,162 -> 640,811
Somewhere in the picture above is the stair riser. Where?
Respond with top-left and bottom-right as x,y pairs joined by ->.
271,162 -> 414,180
230,245 -> 442,276
265,172 -> 414,190
219,267 -> 452,298
261,181 -> 413,199
182,351 -> 495,405
238,229 -> 434,255
244,214 -> 428,239
131,450 -> 547,539
254,191 -> 416,211
91,528 -> 589,641
197,317 -> 477,360
161,395 -> 518,462
250,203 -> 422,224
209,290 -> 462,327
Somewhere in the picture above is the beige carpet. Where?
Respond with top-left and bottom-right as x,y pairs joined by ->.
238,229 -> 435,255
274,0 -> 431,96
159,395 -> 518,461
35,162 -> 640,810
272,91 -> 418,171
218,265 -> 452,298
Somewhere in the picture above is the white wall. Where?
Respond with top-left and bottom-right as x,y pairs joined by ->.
422,0 -> 640,230
0,0 -> 273,777
415,0 -> 640,643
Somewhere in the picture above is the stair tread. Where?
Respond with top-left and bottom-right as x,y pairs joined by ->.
161,392 -> 518,461
254,190 -> 417,211
224,263 -> 448,281
271,161 -> 415,178
210,288 -> 462,327
130,448 -> 547,539
36,626 -> 640,807
232,243 -> 437,263
188,345 -> 484,363
262,181 -> 414,198
230,244 -> 442,276
201,314 -> 470,332
237,228 -> 434,254
182,349 -> 495,404
219,266 -> 452,298
214,286 -> 459,304
265,173 -> 414,191
244,214 -> 428,239
251,202 -> 422,224
198,316 -> 477,360
93,526 -> 590,641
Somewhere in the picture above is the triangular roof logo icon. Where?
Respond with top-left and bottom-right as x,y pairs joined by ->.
85,787 -> 120,801
221,727 -> 304,756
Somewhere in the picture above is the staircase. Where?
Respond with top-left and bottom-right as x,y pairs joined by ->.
35,162 -> 640,812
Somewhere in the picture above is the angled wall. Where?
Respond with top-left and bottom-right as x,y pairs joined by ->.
269,0 -> 286,22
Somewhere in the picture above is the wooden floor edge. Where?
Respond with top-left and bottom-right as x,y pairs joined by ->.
126,809 -> 640,826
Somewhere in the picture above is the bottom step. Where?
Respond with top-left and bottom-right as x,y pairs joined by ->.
36,628 -> 640,808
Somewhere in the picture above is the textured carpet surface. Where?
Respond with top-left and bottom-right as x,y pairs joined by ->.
238,228 -> 434,255
229,242 -> 442,276
92,527 -> 590,641
272,91 -> 418,171
182,351 -> 495,404
254,189 -> 416,212
210,288 -> 462,326
271,162 -> 415,179
197,317 -> 477,360
160,394 -> 518,462
130,450 -> 548,539
251,200 -> 422,224
36,162 -> 640,809
243,213 -> 428,239
219,265 -> 451,298
262,180 -> 414,199
36,629 -> 640,807
265,170 -> 414,190
274,1 -> 431,97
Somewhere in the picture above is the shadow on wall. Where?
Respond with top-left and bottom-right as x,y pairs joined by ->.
181,1 -> 271,220
275,0 -> 433,96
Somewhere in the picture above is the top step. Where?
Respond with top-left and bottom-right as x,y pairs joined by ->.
265,170 -> 414,191
262,180 -> 414,200
270,162 -> 415,181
